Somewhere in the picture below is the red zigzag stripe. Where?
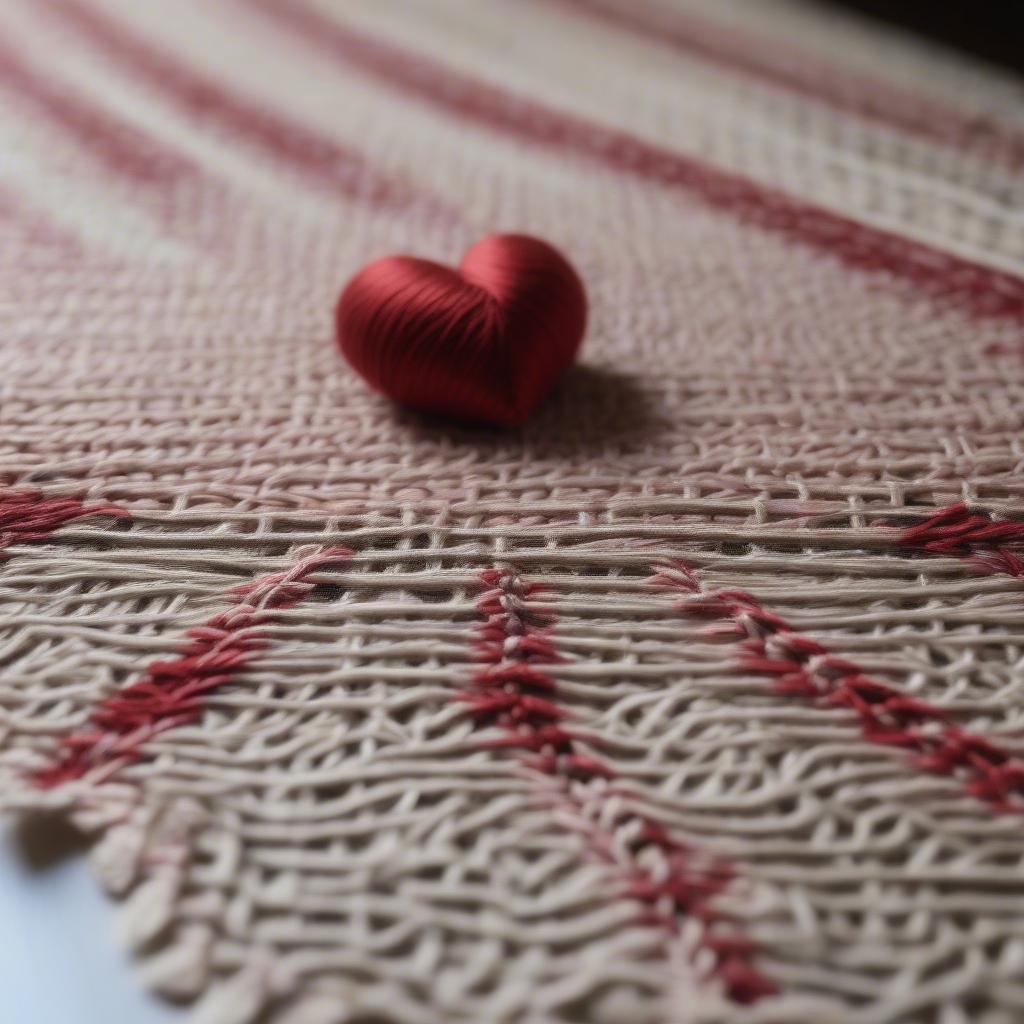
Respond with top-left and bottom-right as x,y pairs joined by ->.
895,503 -> 1024,579
246,0 -> 1024,323
458,567 -> 776,1006
651,561 -> 1024,814
34,547 -> 351,788
0,486 -> 126,555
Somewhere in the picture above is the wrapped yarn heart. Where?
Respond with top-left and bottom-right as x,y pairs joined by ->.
335,234 -> 587,427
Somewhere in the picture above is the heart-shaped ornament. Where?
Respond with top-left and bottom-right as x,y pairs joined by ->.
335,234 -> 587,426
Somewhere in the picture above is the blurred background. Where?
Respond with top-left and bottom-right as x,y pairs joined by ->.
821,0 -> 1024,73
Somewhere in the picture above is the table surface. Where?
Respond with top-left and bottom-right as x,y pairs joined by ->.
0,818 -> 179,1024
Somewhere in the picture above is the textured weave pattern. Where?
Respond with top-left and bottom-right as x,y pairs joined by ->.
2,1 -> 1024,1022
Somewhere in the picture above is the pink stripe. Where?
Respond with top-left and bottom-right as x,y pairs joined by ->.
0,487 -> 127,555
42,0 -> 448,216
459,567 -> 775,1005
0,189 -> 84,257
34,547 -> 351,787
0,35 -> 195,187
651,562 -> 1024,814
551,0 -> 1024,171
0,31 -> 277,257
895,503 -> 1024,579
244,0 -> 1024,324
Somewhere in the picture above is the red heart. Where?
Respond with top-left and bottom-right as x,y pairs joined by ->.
335,234 -> 587,427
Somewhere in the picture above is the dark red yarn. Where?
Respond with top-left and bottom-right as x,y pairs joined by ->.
335,234 -> 587,427
896,503 -> 1024,577
0,486 -> 126,554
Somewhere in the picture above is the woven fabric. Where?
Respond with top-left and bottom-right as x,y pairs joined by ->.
2,1 -> 1024,1021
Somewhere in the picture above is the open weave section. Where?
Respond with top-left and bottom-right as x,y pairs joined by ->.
2,0 -> 1024,1021
2,496 -> 1023,1022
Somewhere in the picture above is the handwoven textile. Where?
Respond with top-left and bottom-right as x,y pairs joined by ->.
2,1 -> 1024,1022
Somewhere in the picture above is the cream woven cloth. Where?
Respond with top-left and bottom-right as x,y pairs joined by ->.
2,1 -> 1024,1022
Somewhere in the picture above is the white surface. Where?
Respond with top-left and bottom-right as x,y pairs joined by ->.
0,820 -> 180,1024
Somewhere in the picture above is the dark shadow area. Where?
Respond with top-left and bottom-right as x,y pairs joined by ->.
811,0 -> 1024,74
527,363 -> 665,449
392,363 -> 666,454
13,811 -> 89,871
